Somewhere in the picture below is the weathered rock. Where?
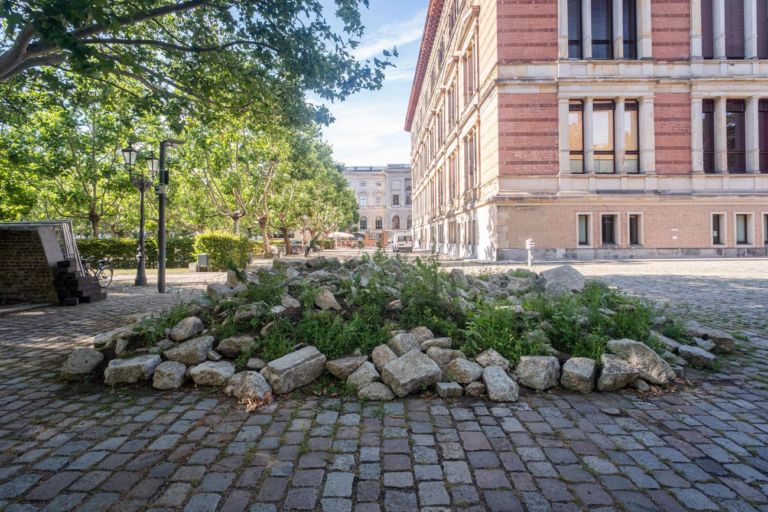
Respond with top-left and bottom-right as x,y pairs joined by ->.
314,288 -> 341,311
436,382 -> 463,398
597,354 -> 639,391
662,350 -> 687,367
410,326 -> 434,342
372,344 -> 398,371
385,299 -> 403,311
357,382 -> 395,401
234,304 -> 263,323
444,358 -> 483,384
326,356 -> 368,380
482,366 -> 519,402
606,338 -> 675,386
684,321 -> 736,352
247,357 -> 266,371
381,349 -> 442,398
169,316 -> 204,342
449,268 -> 469,288
426,347 -> 466,369
164,335 -> 215,365
152,361 -> 187,390
281,295 -> 301,309
346,362 -> 380,390
465,381 -> 487,397
225,371 -> 272,401
560,357 -> 596,394
678,345 -> 717,369
475,349 -> 510,371
114,338 -> 129,356
217,335 -> 255,359
156,339 -> 174,351
93,326 -> 134,351
387,333 -> 421,356
633,379 -> 651,392
507,277 -> 535,293
650,330 -> 682,353
226,269 -> 241,287
104,355 -> 162,385
262,346 -> 327,394
671,365 -> 686,379
540,265 -> 585,294
61,348 -> 104,381
190,361 -> 235,386
694,337 -> 716,352
421,337 -> 452,350
516,356 -> 560,391
207,282 -> 247,301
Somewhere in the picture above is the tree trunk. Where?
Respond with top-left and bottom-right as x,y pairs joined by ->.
232,216 -> 240,235
282,227 -> 291,255
258,215 -> 270,254
89,212 -> 100,238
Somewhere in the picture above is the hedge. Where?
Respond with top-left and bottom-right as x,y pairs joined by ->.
194,232 -> 255,271
77,237 -> 195,269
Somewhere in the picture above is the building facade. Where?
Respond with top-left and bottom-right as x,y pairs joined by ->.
406,0 -> 768,260
342,165 -> 413,244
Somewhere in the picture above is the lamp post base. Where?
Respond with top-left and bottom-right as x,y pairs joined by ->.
134,275 -> 148,287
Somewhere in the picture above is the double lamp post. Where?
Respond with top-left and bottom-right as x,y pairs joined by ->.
121,139 -> 183,293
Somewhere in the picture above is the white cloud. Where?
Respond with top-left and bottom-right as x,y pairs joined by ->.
353,9 -> 426,60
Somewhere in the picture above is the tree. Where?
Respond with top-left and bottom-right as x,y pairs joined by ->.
1,1 -> 393,125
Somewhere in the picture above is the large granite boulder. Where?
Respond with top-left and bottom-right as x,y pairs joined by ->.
225,371 -> 272,401
152,361 -> 187,390
426,347 -> 465,369
482,366 -> 519,402
61,348 -> 104,381
169,316 -> 204,342
326,356 -> 368,380
358,382 -> 395,401
314,288 -> 341,311
207,282 -> 247,301
597,354 -> 639,391
606,338 -> 675,386
381,349 -> 442,398
475,349 -> 510,370
387,333 -> 421,356
164,335 -> 214,365
560,357 -> 596,394
104,355 -> 162,385
443,358 -> 483,384
678,345 -> 717,369
189,361 -> 235,386
217,335 -> 255,359
684,321 -> 736,352
516,356 -> 560,391
650,330 -> 682,353
540,265 -> 585,294
346,362 -> 380,390
262,346 -> 327,394
234,304 -> 263,323
421,337 -> 452,350
507,277 -> 535,294
410,326 -> 434,342
372,344 -> 398,371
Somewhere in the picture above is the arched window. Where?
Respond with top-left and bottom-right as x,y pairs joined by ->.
407,215 -> 412,229
358,193 -> 367,207
375,216 -> 383,230
392,215 -> 400,230
359,216 -> 367,230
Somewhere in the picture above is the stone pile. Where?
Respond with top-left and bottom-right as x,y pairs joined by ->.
59,257 -> 735,406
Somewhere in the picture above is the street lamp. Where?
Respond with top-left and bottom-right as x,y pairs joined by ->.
156,139 -> 184,293
122,144 -> 151,287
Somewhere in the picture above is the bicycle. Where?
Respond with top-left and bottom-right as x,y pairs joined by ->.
82,258 -> 114,288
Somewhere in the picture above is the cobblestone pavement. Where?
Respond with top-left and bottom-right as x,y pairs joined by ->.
1,261 -> 768,512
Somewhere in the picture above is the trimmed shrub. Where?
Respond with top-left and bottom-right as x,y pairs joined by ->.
77,237 -> 195,269
193,232 -> 252,271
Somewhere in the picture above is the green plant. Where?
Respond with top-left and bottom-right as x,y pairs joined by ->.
194,232 -> 253,271
134,298 -> 190,345
399,257 -> 465,337
461,302 -> 546,365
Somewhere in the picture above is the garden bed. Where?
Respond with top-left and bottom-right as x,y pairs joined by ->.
61,254 -> 736,405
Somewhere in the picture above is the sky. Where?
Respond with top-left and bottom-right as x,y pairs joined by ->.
318,0 -> 428,167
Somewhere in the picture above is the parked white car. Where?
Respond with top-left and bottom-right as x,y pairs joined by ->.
392,234 -> 414,253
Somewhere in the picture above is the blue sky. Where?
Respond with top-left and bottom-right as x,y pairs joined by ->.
318,0 -> 428,166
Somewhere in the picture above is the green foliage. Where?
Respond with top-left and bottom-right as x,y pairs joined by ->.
461,303 -> 547,365
194,232 -> 253,270
399,257 -> 465,338
134,300 -> 189,345
77,237 -> 194,268
295,311 -> 388,359
242,271 -> 287,307
659,317 -> 692,343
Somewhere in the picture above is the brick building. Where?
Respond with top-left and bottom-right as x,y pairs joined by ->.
342,165 -> 413,245
406,0 -> 768,260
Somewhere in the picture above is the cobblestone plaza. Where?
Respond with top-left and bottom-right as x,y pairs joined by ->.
1,260 -> 767,511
